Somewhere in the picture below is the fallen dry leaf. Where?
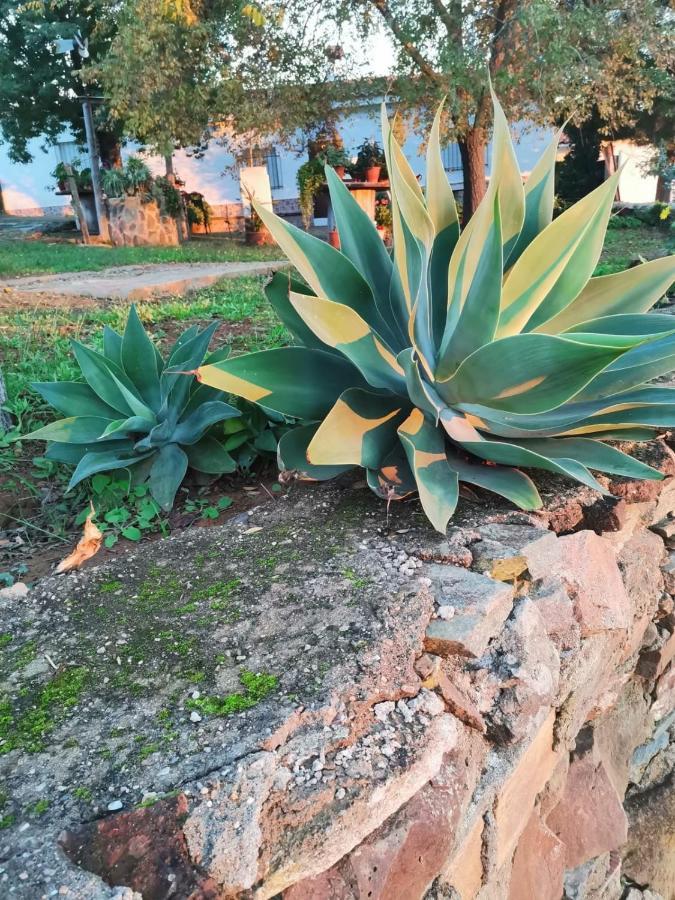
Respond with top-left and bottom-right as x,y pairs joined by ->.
55,504 -> 103,574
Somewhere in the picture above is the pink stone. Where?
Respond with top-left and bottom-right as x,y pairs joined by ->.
508,810 -> 565,900
545,755 -> 628,869
524,531 -> 631,637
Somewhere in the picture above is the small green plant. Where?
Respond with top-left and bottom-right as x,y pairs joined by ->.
196,90 -> 675,533
124,156 -> 152,194
100,167 -> 127,198
184,494 -> 233,521
51,159 -> 92,193
81,475 -> 168,547
318,146 -> 350,169
186,670 -> 278,717
25,306 -> 242,511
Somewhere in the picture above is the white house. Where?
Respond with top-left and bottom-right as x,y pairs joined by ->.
0,101 -> 662,220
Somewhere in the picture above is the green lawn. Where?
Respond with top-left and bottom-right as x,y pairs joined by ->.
597,221 -> 673,276
0,236 -> 283,278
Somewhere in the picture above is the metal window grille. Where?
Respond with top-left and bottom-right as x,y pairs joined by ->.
442,143 -> 462,172
240,145 -> 283,190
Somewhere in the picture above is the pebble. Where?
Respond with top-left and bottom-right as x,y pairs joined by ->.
0,582 -> 29,601
190,711 -> 203,723
437,605 -> 455,620
107,800 -> 123,811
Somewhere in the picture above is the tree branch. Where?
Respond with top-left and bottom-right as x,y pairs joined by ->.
369,0 -> 441,83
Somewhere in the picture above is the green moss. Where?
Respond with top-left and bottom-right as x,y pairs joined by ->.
0,813 -> 15,830
184,670 -> 205,684
193,578 -> 240,602
175,601 -> 198,615
99,580 -> 123,593
73,786 -> 92,802
186,670 -> 278,718
138,742 -> 161,760
31,798 -> 49,816
342,568 -> 369,589
0,667 -> 88,755
15,639 -> 37,667
0,634 -> 12,649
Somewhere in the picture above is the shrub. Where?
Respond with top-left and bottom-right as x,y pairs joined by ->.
195,92 -> 675,533
25,308 -> 242,510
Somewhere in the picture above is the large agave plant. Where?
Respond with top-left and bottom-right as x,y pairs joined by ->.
26,307 -> 241,509
195,92 -> 675,532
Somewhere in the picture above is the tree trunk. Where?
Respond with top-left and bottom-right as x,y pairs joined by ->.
656,175 -> 672,203
165,154 -> 189,242
458,126 -> 488,223
98,132 -> 123,169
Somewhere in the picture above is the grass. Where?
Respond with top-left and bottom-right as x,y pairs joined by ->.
597,219 -> 673,276
0,235 -> 283,278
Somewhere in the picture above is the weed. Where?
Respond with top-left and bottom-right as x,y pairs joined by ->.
186,670 -> 278,717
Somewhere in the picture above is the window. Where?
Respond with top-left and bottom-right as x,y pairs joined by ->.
442,143 -> 462,172
441,143 -> 490,174
55,140 -> 81,165
238,145 -> 283,190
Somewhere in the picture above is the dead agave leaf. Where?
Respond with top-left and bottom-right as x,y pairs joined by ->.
56,504 -> 103,574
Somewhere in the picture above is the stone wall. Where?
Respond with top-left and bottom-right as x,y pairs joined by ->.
1,443 -> 674,899
107,195 -> 181,246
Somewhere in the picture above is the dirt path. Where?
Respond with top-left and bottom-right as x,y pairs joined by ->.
0,259 -> 287,302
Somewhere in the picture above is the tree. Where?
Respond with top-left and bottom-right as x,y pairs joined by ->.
343,0 -> 673,218
92,0 -> 362,165
0,0 -> 123,164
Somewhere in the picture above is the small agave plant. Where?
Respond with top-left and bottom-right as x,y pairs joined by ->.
26,307 -> 241,509
195,91 -> 675,533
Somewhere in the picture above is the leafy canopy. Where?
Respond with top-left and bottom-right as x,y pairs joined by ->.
196,90 -> 675,532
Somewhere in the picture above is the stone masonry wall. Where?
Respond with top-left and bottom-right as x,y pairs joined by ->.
1,442 -> 674,899
107,196 -> 180,247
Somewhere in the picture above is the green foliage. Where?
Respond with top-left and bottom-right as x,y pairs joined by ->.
52,158 -> 93,193
24,306 -> 242,511
197,93 -> 675,533
100,167 -> 127,198
82,475 -> 168,547
354,139 -> 386,178
296,158 -> 325,230
186,670 -> 278,717
185,192 -> 212,228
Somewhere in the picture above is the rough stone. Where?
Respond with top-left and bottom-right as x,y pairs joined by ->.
546,755 -> 628,869
508,809 -> 565,900
623,771 -> 675,899
424,566 -> 514,658
524,531 -> 631,637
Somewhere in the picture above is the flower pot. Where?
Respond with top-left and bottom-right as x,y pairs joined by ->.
246,228 -> 270,245
365,166 -> 381,183
334,166 -> 346,179
328,229 -> 340,249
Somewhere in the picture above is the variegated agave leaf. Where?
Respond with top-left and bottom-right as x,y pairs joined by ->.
26,306 -> 241,510
196,92 -> 675,533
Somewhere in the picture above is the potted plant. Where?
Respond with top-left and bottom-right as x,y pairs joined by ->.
245,208 -> 270,245
320,146 -> 350,179
51,158 -> 92,194
375,196 -> 392,241
297,158 -> 325,230
356,139 -> 386,183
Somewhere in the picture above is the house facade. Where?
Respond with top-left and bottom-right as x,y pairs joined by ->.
0,101 -> 663,221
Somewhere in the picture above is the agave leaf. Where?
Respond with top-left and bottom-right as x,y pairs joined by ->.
31,382 -> 119,419
535,256 -> 675,334
103,326 -> 123,366
288,291 -> 406,393
366,444 -> 417,499
149,443 -> 188,510
45,438 -> 134,465
446,450 -> 542,510
437,192 -> 503,379
398,348 -> 447,422
381,105 -> 414,314
67,449 -> 153,492
161,321 -> 220,413
253,200 -> 388,335
579,332 -> 675,400
307,388 -> 407,468
489,87 -> 525,262
426,102 -> 460,342
185,435 -> 237,474
121,305 -> 161,410
503,436 -> 662,480
197,347 -> 367,420
264,271 -> 340,354
436,334 -> 623,414
278,423 -> 353,480
398,408 -> 459,533
71,340 -> 146,416
506,126 -> 562,266
99,416 -> 155,438
325,167 -> 400,348
173,400 -> 240,445
497,170 -> 621,337
24,416 -> 120,444
454,435 -> 608,493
